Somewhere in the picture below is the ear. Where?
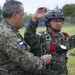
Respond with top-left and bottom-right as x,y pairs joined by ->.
12,12 -> 18,19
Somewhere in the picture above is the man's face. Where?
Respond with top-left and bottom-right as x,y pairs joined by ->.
49,19 -> 63,31
15,6 -> 24,29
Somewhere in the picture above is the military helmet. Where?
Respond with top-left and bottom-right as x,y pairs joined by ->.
45,9 -> 64,21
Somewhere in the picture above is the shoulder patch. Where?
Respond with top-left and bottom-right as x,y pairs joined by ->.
18,38 -> 25,47
36,32 -> 42,36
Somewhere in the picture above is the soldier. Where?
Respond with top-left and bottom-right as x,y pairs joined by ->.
24,7 -> 75,75
0,1 -> 52,75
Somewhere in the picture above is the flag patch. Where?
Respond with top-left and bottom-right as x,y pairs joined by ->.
18,39 -> 25,47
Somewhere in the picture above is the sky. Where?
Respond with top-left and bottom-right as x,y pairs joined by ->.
0,0 -> 75,14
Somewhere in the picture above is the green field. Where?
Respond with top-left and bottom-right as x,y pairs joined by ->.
19,25 -> 75,75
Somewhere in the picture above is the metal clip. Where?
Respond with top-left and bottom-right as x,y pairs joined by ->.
41,43 -> 46,54
46,33 -> 51,41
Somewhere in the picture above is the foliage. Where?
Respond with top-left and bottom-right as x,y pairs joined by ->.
62,4 -> 75,17
24,15 -> 32,20
0,7 -> 2,15
0,6 -> 2,21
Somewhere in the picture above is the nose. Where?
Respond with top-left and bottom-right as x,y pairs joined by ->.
57,20 -> 63,25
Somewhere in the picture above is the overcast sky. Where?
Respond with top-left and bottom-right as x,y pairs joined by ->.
0,0 -> 75,14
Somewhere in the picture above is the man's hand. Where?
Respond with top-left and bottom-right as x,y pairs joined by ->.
41,54 -> 52,64
32,7 -> 47,22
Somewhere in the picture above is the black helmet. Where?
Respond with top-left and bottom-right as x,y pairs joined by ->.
45,9 -> 64,21
45,9 -> 64,28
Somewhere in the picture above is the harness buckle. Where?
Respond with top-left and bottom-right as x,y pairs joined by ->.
41,43 -> 46,54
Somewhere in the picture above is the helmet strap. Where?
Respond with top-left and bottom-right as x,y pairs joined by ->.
50,26 -> 60,32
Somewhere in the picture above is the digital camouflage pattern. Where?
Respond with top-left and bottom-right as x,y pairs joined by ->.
0,19 -> 46,75
24,20 -> 75,75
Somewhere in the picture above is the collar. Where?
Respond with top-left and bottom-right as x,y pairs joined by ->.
2,19 -> 18,33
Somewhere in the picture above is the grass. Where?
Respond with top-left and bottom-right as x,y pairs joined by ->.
19,25 -> 75,75
67,49 -> 75,75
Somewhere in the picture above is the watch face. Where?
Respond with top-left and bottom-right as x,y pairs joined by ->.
60,45 -> 67,49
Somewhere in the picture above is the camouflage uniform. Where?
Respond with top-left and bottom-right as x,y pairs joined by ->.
0,19 -> 46,75
24,20 -> 75,75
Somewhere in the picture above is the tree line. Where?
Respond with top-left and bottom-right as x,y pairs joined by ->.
0,4 -> 75,25
61,4 -> 75,24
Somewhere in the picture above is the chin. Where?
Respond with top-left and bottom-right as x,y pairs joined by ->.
53,29 -> 61,32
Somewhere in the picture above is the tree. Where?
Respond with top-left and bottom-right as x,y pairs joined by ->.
0,8 -> 1,15
0,6 -> 2,21
55,5 -> 59,10
62,4 -> 75,17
